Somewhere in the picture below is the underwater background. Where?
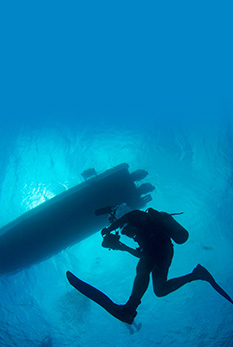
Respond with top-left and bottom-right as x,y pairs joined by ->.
1,1 -> 233,346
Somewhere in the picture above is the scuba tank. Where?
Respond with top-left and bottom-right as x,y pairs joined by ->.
146,208 -> 189,244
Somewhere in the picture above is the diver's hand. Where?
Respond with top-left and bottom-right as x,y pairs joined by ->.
102,233 -> 122,250
101,227 -> 109,236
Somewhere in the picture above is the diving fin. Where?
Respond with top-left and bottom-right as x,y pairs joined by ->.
194,265 -> 233,304
66,271 -> 137,324
209,279 -> 233,304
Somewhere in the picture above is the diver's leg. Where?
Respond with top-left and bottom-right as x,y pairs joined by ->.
151,244 -> 197,297
131,256 -> 154,298
152,268 -> 197,297
122,256 -> 156,312
153,264 -> 233,304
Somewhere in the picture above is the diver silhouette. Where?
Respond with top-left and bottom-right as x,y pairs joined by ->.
101,208 -> 233,324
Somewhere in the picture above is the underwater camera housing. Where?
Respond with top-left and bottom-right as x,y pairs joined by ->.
95,205 -> 122,250
101,231 -> 121,250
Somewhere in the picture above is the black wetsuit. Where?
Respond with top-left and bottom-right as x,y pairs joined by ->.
103,209 -> 233,322
107,209 -> 174,272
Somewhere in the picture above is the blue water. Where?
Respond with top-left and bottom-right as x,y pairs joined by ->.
1,2 -> 233,346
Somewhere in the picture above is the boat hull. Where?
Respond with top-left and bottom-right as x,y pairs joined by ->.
0,164 -> 154,274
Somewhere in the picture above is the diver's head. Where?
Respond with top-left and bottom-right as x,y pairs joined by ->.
121,224 -> 138,238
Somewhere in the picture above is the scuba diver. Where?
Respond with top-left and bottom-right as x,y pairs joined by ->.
100,208 -> 233,324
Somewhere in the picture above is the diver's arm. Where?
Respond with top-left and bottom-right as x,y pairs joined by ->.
102,234 -> 142,258
119,243 -> 142,258
106,214 -> 129,232
104,210 -> 141,233
101,210 -> 142,258
109,239 -> 142,258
